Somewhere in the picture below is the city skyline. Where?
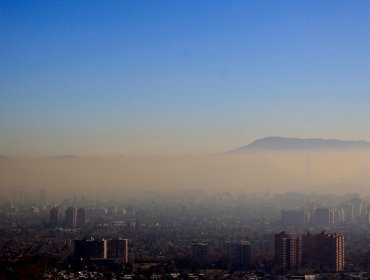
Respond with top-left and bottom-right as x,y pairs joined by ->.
2,1 -> 370,279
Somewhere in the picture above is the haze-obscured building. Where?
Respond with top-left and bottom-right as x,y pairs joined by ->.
312,208 -> 331,226
282,210 -> 309,227
77,207 -> 86,227
65,207 -> 77,228
49,207 -> 60,227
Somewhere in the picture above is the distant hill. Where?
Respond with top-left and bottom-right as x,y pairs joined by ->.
230,137 -> 370,153
48,155 -> 78,160
0,154 -> 9,160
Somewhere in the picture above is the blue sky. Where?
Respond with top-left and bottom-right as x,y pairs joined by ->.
1,0 -> 370,156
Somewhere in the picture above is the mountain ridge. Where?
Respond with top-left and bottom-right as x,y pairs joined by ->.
230,136 -> 370,153
47,155 -> 79,160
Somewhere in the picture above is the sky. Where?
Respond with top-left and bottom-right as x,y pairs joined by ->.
1,0 -> 370,157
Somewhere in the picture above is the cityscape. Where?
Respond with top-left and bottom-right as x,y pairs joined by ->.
2,0 -> 370,279
1,190 -> 370,279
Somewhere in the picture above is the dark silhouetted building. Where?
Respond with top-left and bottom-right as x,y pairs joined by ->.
65,207 -> 77,228
77,207 -> 86,227
107,238 -> 128,263
275,231 -> 302,272
49,207 -> 60,227
302,231 -> 344,272
226,241 -> 252,270
74,239 -> 107,260
192,241 -> 208,267
74,238 -> 129,270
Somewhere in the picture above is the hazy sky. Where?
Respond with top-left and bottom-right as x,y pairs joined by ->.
2,1 -> 370,157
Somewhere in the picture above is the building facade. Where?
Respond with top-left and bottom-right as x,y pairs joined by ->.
74,239 -> 107,260
302,231 -> 344,272
107,238 -> 128,263
77,207 -> 86,227
226,240 -> 252,270
65,207 -> 77,228
275,231 -> 302,272
49,207 -> 60,227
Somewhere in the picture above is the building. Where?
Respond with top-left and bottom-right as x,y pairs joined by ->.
77,207 -> 86,227
333,208 -> 345,224
74,239 -> 107,260
350,197 -> 366,217
65,207 -> 77,228
226,241 -> 252,270
313,208 -> 331,226
192,241 -> 208,267
275,231 -> 302,272
302,231 -> 344,272
74,238 -> 129,266
343,203 -> 354,221
107,238 -> 128,263
282,210 -> 309,227
49,207 -> 60,227
239,241 -> 252,270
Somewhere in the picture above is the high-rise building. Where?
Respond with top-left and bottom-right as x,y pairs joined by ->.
74,239 -> 107,260
65,207 -> 77,228
275,231 -> 302,272
226,241 -> 252,270
350,197 -> 366,217
192,241 -> 208,267
313,208 -> 331,225
77,207 -> 86,227
49,207 -> 60,227
107,239 -> 128,263
343,203 -> 354,221
281,210 -> 309,227
333,208 -> 345,224
302,231 -> 344,272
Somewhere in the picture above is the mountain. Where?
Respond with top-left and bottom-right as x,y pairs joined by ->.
48,155 -> 79,160
230,137 -> 370,153
0,154 -> 9,160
